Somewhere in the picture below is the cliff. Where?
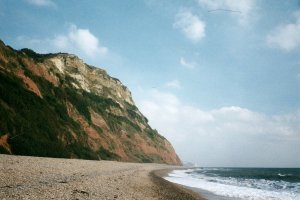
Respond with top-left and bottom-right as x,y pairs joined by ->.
0,40 -> 181,165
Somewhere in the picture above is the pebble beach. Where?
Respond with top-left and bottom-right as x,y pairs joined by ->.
0,154 -> 205,200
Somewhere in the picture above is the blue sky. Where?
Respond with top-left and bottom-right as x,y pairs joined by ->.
1,0 -> 300,167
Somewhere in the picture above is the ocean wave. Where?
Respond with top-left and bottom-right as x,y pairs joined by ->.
165,168 -> 300,200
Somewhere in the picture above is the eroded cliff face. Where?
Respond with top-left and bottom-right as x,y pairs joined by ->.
46,55 -> 134,105
0,40 -> 181,165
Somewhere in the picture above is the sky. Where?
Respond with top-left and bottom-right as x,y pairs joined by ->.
0,0 -> 299,167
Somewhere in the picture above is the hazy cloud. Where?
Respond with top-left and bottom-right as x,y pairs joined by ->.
25,0 -> 56,7
165,80 -> 182,89
180,57 -> 196,69
197,0 -> 255,25
17,24 -> 108,57
267,13 -> 300,51
174,10 -> 206,43
136,89 -> 300,167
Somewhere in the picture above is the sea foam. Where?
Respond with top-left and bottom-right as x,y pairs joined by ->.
164,169 -> 300,200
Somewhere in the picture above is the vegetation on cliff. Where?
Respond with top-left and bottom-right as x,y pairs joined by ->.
0,40 -> 181,165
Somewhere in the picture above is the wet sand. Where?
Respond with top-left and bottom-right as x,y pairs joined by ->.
0,154 -> 206,200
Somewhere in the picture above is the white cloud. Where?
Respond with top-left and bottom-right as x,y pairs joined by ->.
197,0 -> 255,25
173,10 -> 206,43
267,13 -> 300,51
17,24 -> 108,57
180,57 -> 196,69
25,0 -> 56,7
165,80 -> 182,89
136,89 -> 300,167
67,25 -> 108,56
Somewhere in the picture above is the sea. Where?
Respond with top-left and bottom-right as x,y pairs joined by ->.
164,168 -> 300,200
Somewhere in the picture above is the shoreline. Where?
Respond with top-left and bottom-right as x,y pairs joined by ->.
150,169 -> 207,200
0,154 -> 206,200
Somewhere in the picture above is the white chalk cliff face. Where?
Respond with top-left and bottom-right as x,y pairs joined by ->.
0,40 -> 181,165
48,55 -> 134,105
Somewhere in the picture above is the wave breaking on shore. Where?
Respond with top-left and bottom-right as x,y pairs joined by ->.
164,168 -> 300,200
